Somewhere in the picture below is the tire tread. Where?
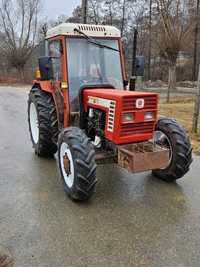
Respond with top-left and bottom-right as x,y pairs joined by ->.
58,127 -> 97,201
28,87 -> 58,157
152,117 -> 193,182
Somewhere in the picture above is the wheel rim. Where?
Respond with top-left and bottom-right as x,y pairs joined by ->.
154,130 -> 172,168
30,102 -> 39,144
60,142 -> 75,188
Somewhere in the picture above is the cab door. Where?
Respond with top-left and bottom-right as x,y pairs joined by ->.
48,37 -> 69,129
49,40 -> 62,81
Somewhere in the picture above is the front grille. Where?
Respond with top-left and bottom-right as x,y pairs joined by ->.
123,95 -> 157,111
120,122 -> 155,136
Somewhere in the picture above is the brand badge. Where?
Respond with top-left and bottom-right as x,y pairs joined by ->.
136,98 -> 145,109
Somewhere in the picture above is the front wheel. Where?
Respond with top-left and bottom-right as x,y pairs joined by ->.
58,127 -> 97,201
152,118 -> 193,182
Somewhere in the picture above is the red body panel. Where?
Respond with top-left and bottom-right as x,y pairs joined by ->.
84,89 -> 158,145
33,80 -> 53,93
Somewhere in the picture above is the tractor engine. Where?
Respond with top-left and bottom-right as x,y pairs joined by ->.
87,108 -> 106,144
83,88 -> 158,147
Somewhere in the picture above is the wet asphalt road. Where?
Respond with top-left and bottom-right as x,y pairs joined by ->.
0,86 -> 200,267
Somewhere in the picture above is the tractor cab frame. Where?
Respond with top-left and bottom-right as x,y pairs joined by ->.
35,23 -> 126,130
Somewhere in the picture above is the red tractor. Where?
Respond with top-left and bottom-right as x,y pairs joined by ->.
28,23 -> 192,201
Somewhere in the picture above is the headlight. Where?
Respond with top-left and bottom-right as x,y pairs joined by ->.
123,113 -> 134,122
144,112 -> 154,121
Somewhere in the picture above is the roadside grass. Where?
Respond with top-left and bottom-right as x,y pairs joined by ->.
159,97 -> 200,155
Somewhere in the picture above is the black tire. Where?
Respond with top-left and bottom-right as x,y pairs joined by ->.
58,127 -> 97,201
28,87 -> 58,157
152,118 -> 193,182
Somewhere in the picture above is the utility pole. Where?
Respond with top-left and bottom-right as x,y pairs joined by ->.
121,0 -> 126,37
82,0 -> 88,24
147,0 -> 152,81
192,0 -> 200,81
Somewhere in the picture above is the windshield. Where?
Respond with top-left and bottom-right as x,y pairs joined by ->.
66,38 -> 123,111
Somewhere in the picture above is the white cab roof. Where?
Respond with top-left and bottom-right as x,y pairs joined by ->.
46,23 -> 121,39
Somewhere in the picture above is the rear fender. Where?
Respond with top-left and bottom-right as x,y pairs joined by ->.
33,80 -> 53,93
32,82 -> 64,130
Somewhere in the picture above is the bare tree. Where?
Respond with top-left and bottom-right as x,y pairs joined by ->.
147,0 -> 152,80
67,6 -> 82,23
88,0 -> 102,24
192,0 -> 200,81
104,0 -> 118,26
192,64 -> 200,133
67,0 -> 199,83
82,0 -> 88,24
121,0 -> 126,36
0,0 -> 40,80
156,0 -> 193,102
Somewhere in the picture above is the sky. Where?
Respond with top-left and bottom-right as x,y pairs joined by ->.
43,0 -> 81,20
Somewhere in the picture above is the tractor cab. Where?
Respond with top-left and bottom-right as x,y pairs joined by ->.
37,23 -> 125,114
64,30 -> 124,112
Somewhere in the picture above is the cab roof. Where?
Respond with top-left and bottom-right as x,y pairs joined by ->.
46,23 -> 121,39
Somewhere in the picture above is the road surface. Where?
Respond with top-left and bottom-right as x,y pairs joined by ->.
0,85 -> 200,267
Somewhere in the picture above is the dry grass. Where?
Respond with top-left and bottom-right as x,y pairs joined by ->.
159,97 -> 200,155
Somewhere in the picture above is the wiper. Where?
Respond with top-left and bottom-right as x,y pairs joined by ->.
74,28 -> 120,52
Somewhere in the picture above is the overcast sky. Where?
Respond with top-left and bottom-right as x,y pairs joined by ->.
43,0 -> 81,20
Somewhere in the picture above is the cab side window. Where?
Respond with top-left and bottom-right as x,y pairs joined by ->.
49,40 -> 62,81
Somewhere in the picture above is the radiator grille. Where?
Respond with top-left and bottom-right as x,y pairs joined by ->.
123,96 -> 157,111
120,122 -> 155,136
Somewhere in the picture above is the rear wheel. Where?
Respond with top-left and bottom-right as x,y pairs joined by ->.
152,118 -> 193,182
28,87 -> 58,157
58,127 -> 97,201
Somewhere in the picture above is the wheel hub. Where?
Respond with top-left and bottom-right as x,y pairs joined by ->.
29,102 -> 39,144
63,153 -> 71,176
60,142 -> 75,188
154,130 -> 172,167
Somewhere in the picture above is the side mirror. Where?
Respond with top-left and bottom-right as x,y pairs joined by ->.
135,56 -> 145,77
129,56 -> 145,91
123,80 -> 129,87
38,57 -> 54,80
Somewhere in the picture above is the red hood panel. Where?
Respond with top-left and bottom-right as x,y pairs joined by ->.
84,88 -> 158,99
83,88 -> 158,145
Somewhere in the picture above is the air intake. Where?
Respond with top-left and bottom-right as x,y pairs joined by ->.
78,25 -> 106,32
